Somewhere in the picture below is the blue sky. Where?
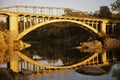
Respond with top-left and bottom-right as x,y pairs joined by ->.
0,0 -> 116,12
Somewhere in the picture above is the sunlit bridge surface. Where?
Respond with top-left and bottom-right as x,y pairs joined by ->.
0,5 -> 120,40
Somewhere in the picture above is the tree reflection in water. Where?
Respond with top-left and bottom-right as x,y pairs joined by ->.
21,43 -> 94,66
21,43 -> 120,77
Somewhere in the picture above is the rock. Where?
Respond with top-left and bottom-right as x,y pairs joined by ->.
104,38 -> 120,47
20,69 -> 33,75
76,40 -> 103,53
77,40 -> 102,49
80,48 -> 103,53
0,68 -> 29,80
76,66 -> 106,76
0,68 -> 14,80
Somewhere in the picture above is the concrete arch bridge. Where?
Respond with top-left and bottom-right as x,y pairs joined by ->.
0,5 -> 119,41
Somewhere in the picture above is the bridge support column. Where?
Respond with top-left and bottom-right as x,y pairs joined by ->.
10,54 -> 19,72
101,50 -> 108,64
9,14 -> 18,37
101,20 -> 108,35
8,14 -> 19,72
95,22 -> 98,31
111,23 -> 115,33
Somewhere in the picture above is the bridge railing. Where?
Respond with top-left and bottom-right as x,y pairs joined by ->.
0,5 -> 80,16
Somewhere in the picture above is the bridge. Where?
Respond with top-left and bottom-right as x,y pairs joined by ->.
9,50 -> 111,73
0,5 -> 120,74
0,5 -> 120,41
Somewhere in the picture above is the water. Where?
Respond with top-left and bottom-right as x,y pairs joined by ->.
24,43 -> 120,80
29,70 -> 116,80
0,42 -> 120,80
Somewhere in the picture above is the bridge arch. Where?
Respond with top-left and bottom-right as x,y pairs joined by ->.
16,51 -> 99,70
15,19 -> 100,40
0,11 -> 12,16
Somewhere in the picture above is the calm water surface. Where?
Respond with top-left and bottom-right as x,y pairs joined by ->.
25,43 -> 120,80
0,42 -> 120,80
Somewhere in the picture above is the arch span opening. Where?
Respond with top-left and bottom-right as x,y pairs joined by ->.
15,19 -> 100,40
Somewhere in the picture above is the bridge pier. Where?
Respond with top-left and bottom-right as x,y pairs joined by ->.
101,20 -> 108,35
9,14 -> 18,37
101,50 -> 108,64
111,24 -> 115,33
10,53 -> 19,72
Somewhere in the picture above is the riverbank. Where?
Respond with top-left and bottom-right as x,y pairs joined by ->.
76,38 -> 120,51
0,68 -> 28,80
76,66 -> 106,76
104,38 -> 120,48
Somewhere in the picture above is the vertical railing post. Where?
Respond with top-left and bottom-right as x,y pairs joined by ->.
23,16 -> 26,30
30,63 -> 32,70
24,61 -> 27,69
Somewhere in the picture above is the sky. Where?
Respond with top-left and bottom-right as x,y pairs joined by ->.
0,0 -> 116,12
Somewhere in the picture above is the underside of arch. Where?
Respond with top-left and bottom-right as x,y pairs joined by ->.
0,11 -> 10,16
15,19 -> 100,40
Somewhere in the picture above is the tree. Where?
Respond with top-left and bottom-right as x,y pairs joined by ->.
92,10 -> 100,17
64,8 -> 91,17
98,6 -> 112,18
111,0 -> 120,14
64,8 -> 73,16
0,20 -> 8,31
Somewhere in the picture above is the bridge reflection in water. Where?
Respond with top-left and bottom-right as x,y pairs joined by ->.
0,47 -> 120,80
2,47 -> 118,74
